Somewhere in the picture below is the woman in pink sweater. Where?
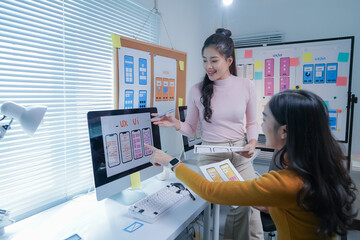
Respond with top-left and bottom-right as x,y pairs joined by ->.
147,89 -> 357,240
151,28 -> 263,240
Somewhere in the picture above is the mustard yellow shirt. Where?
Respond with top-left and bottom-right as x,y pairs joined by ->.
175,164 -> 336,240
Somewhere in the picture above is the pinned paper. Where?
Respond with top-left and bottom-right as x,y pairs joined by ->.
293,85 -> 302,90
254,72 -> 263,80
178,97 -> 184,106
130,171 -> 141,189
254,61 -> 263,70
244,50 -> 253,58
290,57 -> 299,66
337,52 -> 349,62
303,53 -> 313,62
179,60 -> 185,71
336,76 -> 347,86
111,34 -> 121,48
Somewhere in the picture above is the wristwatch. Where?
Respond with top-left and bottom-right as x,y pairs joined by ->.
169,158 -> 181,171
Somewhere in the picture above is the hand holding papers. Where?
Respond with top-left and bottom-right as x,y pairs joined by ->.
199,159 -> 244,182
194,144 -> 253,154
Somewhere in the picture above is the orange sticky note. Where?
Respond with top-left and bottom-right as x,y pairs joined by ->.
290,57 -> 299,66
336,77 -> 347,86
244,50 -> 253,58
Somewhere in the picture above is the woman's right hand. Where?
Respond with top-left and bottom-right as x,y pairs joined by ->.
150,113 -> 181,130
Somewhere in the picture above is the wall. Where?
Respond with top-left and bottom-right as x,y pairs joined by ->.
132,0 -> 360,216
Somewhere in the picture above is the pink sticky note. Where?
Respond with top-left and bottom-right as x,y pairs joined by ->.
244,50 -> 253,58
290,57 -> 299,66
336,77 -> 347,86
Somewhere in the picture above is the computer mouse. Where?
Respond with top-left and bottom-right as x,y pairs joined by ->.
170,182 -> 185,190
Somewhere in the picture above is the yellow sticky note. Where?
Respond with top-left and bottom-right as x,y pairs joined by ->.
254,61 -> 263,70
179,61 -> 184,71
130,171 -> 141,189
111,34 -> 122,48
178,97 -> 184,107
303,53 -> 313,62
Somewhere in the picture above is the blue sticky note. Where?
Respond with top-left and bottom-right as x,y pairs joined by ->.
337,52 -> 349,62
254,72 -> 263,80
124,221 -> 144,233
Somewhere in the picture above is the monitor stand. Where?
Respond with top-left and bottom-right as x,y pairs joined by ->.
180,149 -> 197,161
109,186 -> 147,206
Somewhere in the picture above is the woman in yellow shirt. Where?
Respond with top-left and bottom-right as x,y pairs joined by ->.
147,89 -> 357,240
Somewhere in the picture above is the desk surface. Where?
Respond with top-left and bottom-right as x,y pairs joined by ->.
1,164 -> 208,240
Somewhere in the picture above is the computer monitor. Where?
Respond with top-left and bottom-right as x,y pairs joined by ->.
178,106 -> 202,160
87,107 -> 162,205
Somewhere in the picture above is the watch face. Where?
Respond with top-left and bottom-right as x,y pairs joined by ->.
170,158 -> 179,166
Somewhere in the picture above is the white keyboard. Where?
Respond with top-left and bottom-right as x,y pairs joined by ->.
128,184 -> 192,223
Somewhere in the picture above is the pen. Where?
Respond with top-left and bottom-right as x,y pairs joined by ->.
151,109 -> 175,120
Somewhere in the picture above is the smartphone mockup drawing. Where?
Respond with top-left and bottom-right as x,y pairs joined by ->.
326,63 -> 338,83
124,55 -> 134,84
264,78 -> 274,96
280,77 -> 290,91
206,167 -> 223,182
131,129 -> 143,159
124,89 -> 134,109
162,78 -> 169,101
280,57 -> 290,76
328,110 -> 337,131
315,64 -> 325,84
105,133 -> 121,168
139,90 -> 147,108
169,79 -> 175,101
246,64 -> 254,80
220,163 -> 239,181
139,58 -> 147,85
265,59 -> 274,77
155,77 -> 163,101
303,64 -> 314,84
142,127 -> 153,156
119,131 -> 133,163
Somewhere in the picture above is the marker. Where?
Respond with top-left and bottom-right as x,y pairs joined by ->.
151,109 -> 175,120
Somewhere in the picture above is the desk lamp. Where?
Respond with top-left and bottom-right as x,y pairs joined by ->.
0,101 -> 47,139
0,101 -> 47,235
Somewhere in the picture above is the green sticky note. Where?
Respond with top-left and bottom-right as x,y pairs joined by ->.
111,34 -> 122,48
337,52 -> 349,62
323,101 -> 329,109
303,53 -> 313,62
179,61 -> 185,71
254,72 -> 263,80
130,171 -> 141,189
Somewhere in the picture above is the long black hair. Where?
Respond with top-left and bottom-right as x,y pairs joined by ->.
200,28 -> 237,122
269,90 -> 357,237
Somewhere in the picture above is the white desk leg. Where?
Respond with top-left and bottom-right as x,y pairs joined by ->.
203,203 -> 211,240
213,204 -> 220,240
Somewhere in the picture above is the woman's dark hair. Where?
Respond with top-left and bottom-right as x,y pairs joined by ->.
200,28 -> 236,122
269,89 -> 357,237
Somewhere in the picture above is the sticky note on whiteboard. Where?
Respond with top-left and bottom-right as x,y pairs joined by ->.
303,53 -> 313,62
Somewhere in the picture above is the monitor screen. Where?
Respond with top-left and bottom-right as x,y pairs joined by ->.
87,107 -> 162,202
178,106 -> 202,159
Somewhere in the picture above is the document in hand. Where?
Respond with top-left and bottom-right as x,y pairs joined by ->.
194,144 -> 252,154
199,159 -> 244,182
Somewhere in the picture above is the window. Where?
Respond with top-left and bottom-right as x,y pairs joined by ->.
0,0 -> 160,221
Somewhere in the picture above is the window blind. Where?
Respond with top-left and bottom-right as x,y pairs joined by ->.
0,0 -> 160,221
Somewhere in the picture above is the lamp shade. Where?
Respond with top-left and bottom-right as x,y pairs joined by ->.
1,101 -> 47,135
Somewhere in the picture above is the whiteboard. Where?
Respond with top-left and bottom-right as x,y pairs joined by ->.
235,37 -> 354,142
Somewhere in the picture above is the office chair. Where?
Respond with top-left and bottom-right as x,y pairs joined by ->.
261,211 -> 276,240
255,148 -> 279,240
